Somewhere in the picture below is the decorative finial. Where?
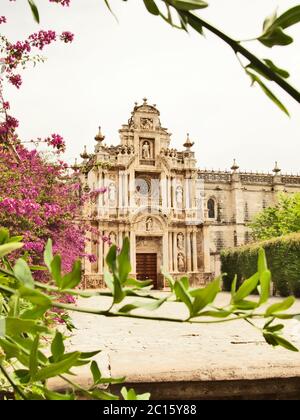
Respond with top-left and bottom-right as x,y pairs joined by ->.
143,97 -> 147,105
94,126 -> 105,143
273,161 -> 281,174
80,145 -> 89,160
231,158 -> 239,172
183,133 -> 194,150
134,102 -> 138,107
72,157 -> 79,170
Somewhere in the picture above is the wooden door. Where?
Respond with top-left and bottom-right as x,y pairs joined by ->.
136,253 -> 157,289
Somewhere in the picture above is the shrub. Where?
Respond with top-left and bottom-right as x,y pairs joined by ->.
221,233 -> 300,297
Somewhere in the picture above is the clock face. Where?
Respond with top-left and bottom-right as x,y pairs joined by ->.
135,178 -> 150,196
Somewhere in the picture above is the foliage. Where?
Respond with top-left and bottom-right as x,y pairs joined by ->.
250,193 -> 300,241
1,231 -> 300,399
221,233 -> 300,298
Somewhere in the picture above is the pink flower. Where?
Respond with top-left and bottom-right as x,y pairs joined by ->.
60,31 -> 74,43
46,133 -> 66,152
0,16 -> 6,24
28,30 -> 56,50
49,0 -> 71,6
9,74 -> 22,89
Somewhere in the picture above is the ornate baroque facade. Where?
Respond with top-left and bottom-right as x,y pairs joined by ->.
79,99 -> 300,289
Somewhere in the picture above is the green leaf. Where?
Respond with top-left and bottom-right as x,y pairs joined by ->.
180,276 -> 190,290
246,70 -> 290,116
143,0 -> 160,15
274,5 -> 300,30
91,389 -> 119,400
259,270 -> 271,305
265,296 -> 295,317
51,332 -> 65,362
190,277 -> 221,315
18,286 -> 52,308
232,272 -> 259,303
168,0 -> 208,11
263,9 -> 277,32
257,248 -> 268,274
264,333 -> 298,352
196,309 -> 232,318
28,0 -> 40,23
50,255 -> 62,288
7,236 -> 23,244
0,228 -> 9,245
5,317 -> 48,336
90,360 -> 101,384
124,278 -> 152,288
233,299 -> 258,310
13,258 -> 35,289
265,324 -> 284,333
174,280 -> 193,317
103,270 -> 114,292
118,297 -> 167,313
43,389 -> 74,400
162,270 -> 175,292
44,239 -> 53,271
29,334 -> 39,379
0,242 -> 23,258
33,352 -> 80,381
60,260 -> 81,290
263,59 -> 290,79
231,275 -> 237,298
258,27 -> 293,48
117,238 -> 131,284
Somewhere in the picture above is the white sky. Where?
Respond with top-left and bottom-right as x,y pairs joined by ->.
2,0 -> 300,173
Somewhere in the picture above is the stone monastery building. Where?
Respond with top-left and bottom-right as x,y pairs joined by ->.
79,99 -> 300,289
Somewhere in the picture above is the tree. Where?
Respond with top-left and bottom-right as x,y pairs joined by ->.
250,193 -> 300,241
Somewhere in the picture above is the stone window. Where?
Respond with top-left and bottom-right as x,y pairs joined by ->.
207,198 -> 216,219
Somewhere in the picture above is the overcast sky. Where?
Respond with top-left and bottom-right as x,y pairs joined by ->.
2,0 -> 300,173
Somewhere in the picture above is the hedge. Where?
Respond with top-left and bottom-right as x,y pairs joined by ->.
221,233 -> 300,297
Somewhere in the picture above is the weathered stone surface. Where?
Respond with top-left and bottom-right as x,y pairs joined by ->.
66,293 -> 300,388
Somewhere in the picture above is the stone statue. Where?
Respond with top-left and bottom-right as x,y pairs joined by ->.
142,141 -> 151,159
108,182 -> 116,202
178,253 -> 185,272
146,217 -> 153,231
176,186 -> 183,205
109,232 -> 117,244
140,118 -> 153,130
177,233 -> 184,250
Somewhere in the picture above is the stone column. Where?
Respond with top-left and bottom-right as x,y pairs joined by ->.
192,230 -> 198,272
85,230 -> 92,274
161,172 -> 167,211
185,177 -> 190,209
167,176 -> 171,209
118,228 -> 123,250
129,169 -> 135,209
168,231 -> 173,272
202,224 -> 211,273
118,170 -> 123,213
186,231 -> 192,272
124,172 -> 129,210
98,230 -> 103,275
173,232 -> 178,272
162,232 -> 168,272
103,229 -> 109,270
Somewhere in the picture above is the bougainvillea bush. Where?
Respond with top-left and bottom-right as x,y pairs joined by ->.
0,144 -> 85,272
